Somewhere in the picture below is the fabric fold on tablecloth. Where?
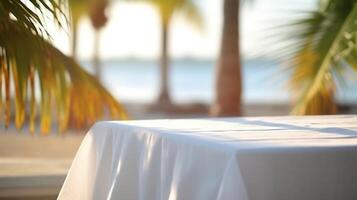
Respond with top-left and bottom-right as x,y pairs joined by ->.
58,121 -> 250,200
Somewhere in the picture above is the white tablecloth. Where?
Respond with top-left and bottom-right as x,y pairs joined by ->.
58,115 -> 357,200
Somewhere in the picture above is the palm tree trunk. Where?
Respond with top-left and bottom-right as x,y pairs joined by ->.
71,23 -> 78,60
157,20 -> 171,106
211,0 -> 242,116
93,30 -> 101,81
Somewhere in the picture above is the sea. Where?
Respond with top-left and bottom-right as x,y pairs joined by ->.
81,58 -> 357,105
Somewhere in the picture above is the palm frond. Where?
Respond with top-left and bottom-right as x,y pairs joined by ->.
0,0 -> 127,133
124,0 -> 203,29
269,0 -> 357,115
68,0 -> 92,25
179,0 -> 204,30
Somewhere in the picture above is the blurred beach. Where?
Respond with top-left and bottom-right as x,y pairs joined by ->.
82,58 -> 357,105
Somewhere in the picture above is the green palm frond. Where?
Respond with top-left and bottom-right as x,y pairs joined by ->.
0,0 -> 127,134
0,0 -> 62,37
271,0 -> 357,115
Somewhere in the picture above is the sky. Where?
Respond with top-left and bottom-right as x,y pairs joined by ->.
51,0 -> 317,60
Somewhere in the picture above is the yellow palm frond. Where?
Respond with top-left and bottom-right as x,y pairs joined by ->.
125,0 -> 203,30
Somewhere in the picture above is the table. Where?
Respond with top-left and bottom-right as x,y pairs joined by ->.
58,115 -> 357,200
